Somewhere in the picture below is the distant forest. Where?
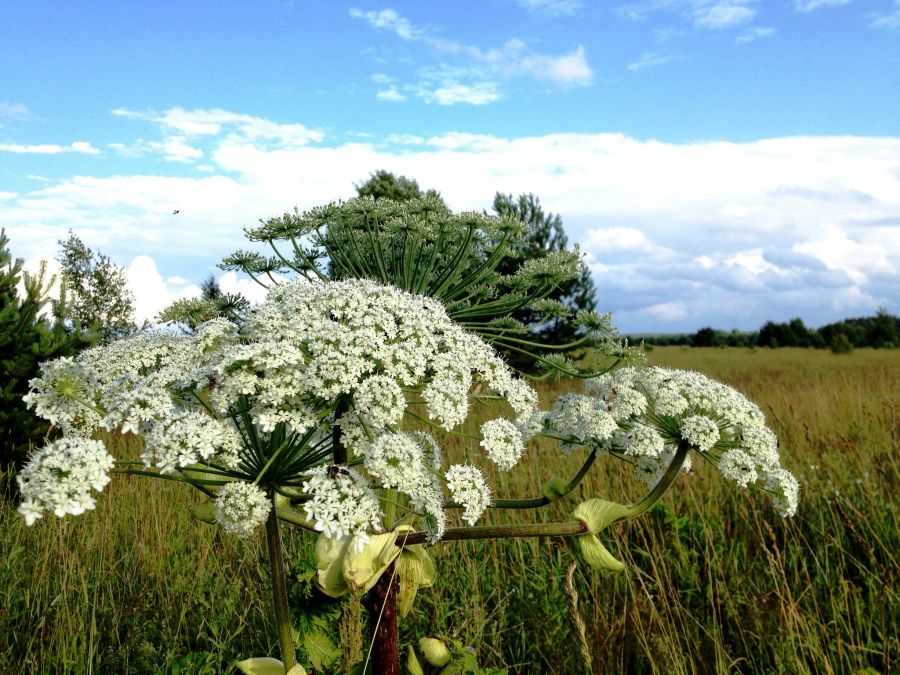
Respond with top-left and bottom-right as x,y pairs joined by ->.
631,309 -> 899,352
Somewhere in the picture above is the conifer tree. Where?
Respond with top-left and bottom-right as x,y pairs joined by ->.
0,230 -> 89,472
491,192 -> 599,365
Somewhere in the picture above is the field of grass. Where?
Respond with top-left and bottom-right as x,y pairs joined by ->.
1,347 -> 897,674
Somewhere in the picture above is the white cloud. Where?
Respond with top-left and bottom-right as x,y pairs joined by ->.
627,52 -> 676,72
376,85 -> 407,102
0,101 -> 30,119
516,0 -> 584,15
735,26 -> 775,43
110,107 -> 323,161
125,255 -> 202,321
3,108 -> 899,332
423,82 -> 502,106
349,8 -> 420,40
871,1 -> 900,29
793,0 -> 853,12
350,7 -> 593,103
693,1 -> 755,29
0,141 -> 100,155
619,0 -> 759,32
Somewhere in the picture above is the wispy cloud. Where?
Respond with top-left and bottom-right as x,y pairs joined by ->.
3,108 -> 898,331
735,25 -> 775,43
0,141 -> 100,155
693,1 -> 755,29
618,0 -> 757,31
109,107 -> 324,161
415,81 -> 501,106
0,102 -> 30,119
350,7 -> 593,104
793,0 -> 854,12
515,0 -> 584,16
871,0 -> 900,29
627,52 -> 677,72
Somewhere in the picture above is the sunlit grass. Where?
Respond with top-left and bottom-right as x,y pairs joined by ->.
2,347 -> 897,673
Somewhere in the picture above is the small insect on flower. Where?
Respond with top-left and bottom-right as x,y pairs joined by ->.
326,465 -> 350,478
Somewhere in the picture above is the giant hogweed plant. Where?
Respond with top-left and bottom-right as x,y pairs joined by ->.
19,202 -> 799,674
215,196 -> 621,379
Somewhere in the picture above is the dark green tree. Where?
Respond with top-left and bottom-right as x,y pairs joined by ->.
491,192 -> 599,366
355,170 -> 443,203
692,327 -> 723,348
1,229 -> 90,472
200,273 -> 222,301
57,231 -> 136,341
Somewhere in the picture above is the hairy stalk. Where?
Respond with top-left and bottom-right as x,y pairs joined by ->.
364,561 -> 401,675
264,504 -> 297,672
398,520 -> 588,546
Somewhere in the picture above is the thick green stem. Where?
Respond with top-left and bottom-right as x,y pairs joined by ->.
265,505 -> 297,672
624,441 -> 690,520
332,396 -> 349,465
444,449 -> 599,510
398,520 -> 588,546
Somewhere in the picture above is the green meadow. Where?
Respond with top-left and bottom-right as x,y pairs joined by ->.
1,347 -> 897,674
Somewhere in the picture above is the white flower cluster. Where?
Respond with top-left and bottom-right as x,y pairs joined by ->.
302,466 -> 384,546
16,437 -> 115,525
547,367 -> 799,517
445,464 -> 492,526
214,481 -> 272,537
19,278 -> 538,540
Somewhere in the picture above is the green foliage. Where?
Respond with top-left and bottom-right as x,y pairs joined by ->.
56,231 -> 136,341
490,192 -> 599,369
355,170 -> 444,203
637,309 -> 900,350
200,274 -> 222,301
225,194 -> 633,378
831,332 -> 854,354
0,229 -> 90,471
158,293 -> 250,330
158,272 -> 250,331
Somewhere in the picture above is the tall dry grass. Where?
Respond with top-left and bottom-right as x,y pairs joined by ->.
1,347 -> 897,673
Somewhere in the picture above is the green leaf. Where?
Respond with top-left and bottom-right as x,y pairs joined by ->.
314,535 -> 351,598
342,530 -> 402,593
301,629 -> 340,671
405,644 -> 425,675
189,500 -> 217,524
572,498 -> 629,535
234,657 -> 307,675
577,534 -> 625,572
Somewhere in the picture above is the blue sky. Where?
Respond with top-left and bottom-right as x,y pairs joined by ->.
1,0 -> 898,332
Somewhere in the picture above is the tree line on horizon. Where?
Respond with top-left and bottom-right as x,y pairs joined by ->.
634,310 -> 899,352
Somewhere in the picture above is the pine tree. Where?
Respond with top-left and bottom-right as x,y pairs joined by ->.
491,192 -> 598,348
1,229 -> 89,472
